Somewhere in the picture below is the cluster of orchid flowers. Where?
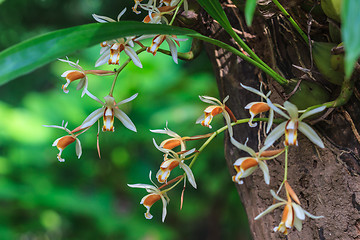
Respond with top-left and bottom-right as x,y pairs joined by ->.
127,82 -> 325,236
129,85 -> 325,234
45,0 -> 325,236
45,0 -> 188,161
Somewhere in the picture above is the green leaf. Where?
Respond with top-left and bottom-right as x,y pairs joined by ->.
0,21 -> 197,86
245,0 -> 257,26
196,0 -> 233,32
342,0 -> 360,78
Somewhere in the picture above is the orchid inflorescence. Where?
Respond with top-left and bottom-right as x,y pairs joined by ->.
45,0 -> 326,236
45,1 -> 188,161
127,83 -> 325,234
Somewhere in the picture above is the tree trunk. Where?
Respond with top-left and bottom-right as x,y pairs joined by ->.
194,0 -> 360,239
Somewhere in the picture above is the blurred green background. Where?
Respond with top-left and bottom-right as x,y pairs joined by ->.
0,0 -> 250,239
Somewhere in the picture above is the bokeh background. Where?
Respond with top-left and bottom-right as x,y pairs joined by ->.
0,0 -> 251,239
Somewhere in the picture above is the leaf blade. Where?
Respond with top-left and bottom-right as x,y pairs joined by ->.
342,0 -> 360,78
0,21 -> 197,85
245,0 -> 257,26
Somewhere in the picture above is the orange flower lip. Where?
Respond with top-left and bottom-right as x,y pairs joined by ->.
142,193 -> 161,207
56,136 -> 76,150
161,139 -> 181,150
258,149 -> 284,157
239,158 -> 258,171
65,71 -> 85,81
249,102 -> 270,114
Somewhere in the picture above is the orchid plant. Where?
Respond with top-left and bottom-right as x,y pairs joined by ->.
31,0 -> 335,237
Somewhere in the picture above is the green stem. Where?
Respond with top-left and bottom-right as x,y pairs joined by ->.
109,47 -> 146,96
169,0 -> 184,25
304,74 -> 355,112
284,145 -> 289,181
272,0 -> 308,43
163,117 -> 281,192
189,117 -> 278,168
190,33 -> 288,85
157,38 -> 203,61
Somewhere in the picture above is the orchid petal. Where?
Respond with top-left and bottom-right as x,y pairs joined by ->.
292,203 -> 305,220
266,109 -> 274,134
76,78 -> 86,90
299,106 -> 326,121
95,51 -> 111,67
303,209 -> 324,219
116,93 -> 138,106
199,96 -> 221,105
241,166 -> 258,178
264,121 -> 287,146
92,13 -> 116,23
181,148 -> 196,157
284,101 -> 299,119
114,108 -> 137,132
117,8 -> 127,21
84,90 -> 104,105
43,124 -> 65,130
298,122 -> 324,148
165,37 -> 178,64
195,114 -> 205,124
223,111 -> 233,137
266,99 -> 289,119
75,138 -> 82,159
150,129 -> 168,134
152,138 -> 170,154
180,163 -> 197,189
270,189 -> 286,202
124,46 -> 143,68
80,108 -> 103,129
230,137 -> 256,156
240,83 -> 266,98
127,183 -> 157,191
160,195 -> 168,222
254,202 -> 286,220
170,36 -> 188,42
134,34 -> 157,41
293,215 -> 303,231
100,45 -> 111,55
258,161 -> 270,184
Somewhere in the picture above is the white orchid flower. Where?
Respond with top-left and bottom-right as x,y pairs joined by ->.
150,122 -> 187,151
196,95 -> 235,137
44,121 -> 85,162
79,93 -> 137,132
92,9 -> 142,68
128,171 -> 169,222
265,100 -> 326,148
255,190 -> 323,235
230,137 -> 283,185
240,83 -> 274,133
153,139 -> 197,189
147,35 -> 187,64
58,58 -> 89,97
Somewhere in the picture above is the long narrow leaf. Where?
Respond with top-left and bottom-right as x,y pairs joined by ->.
0,21 -> 197,86
196,0 -> 233,31
342,0 -> 360,78
245,0 -> 257,26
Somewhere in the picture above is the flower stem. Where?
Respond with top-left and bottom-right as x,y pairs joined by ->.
169,0 -> 184,25
303,74 -> 355,112
284,145 -> 289,181
162,117 -> 281,192
109,47 -> 146,96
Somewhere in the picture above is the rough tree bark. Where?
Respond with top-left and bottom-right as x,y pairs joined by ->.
189,0 -> 360,239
